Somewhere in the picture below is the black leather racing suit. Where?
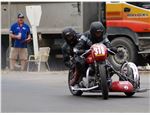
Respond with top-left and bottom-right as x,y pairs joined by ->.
74,31 -> 111,52
61,34 -> 81,69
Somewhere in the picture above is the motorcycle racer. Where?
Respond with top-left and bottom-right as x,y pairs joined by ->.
61,27 -> 82,86
73,21 -> 117,86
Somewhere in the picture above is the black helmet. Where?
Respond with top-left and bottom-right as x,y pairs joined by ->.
90,21 -> 105,42
62,27 -> 77,46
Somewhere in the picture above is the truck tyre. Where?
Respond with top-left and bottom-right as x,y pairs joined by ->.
108,37 -> 138,70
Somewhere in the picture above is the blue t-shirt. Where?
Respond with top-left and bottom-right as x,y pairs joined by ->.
10,22 -> 31,48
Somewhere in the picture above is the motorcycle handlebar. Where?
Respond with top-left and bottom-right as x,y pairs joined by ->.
107,48 -> 116,55
80,48 -> 115,58
80,49 -> 91,58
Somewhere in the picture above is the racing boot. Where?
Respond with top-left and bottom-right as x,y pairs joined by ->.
69,67 -> 80,86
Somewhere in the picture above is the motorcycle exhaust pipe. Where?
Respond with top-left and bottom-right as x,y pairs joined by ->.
71,85 -> 99,91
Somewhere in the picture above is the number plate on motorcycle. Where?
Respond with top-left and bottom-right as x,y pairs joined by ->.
93,46 -> 105,56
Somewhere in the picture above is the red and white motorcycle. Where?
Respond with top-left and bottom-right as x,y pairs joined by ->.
68,43 -> 142,100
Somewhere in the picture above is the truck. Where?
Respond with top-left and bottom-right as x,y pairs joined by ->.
1,2 -> 150,70
106,2 -> 150,69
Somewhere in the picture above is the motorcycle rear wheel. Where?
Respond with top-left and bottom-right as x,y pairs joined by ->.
68,69 -> 83,96
99,64 -> 109,100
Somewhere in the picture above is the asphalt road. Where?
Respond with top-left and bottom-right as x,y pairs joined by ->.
1,71 -> 150,113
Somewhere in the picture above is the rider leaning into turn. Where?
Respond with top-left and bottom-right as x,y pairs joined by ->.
61,27 -> 81,69
75,21 -> 112,52
72,21 -> 117,86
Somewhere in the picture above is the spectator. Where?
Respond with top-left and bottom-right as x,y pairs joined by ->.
9,13 -> 31,71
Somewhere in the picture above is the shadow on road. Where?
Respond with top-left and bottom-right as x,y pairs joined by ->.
66,93 -> 148,100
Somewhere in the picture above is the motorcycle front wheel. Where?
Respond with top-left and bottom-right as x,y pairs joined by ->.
68,69 -> 83,96
99,64 -> 109,100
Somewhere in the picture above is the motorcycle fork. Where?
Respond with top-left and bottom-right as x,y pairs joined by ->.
94,61 -> 105,83
94,61 -> 99,78
95,61 -> 111,84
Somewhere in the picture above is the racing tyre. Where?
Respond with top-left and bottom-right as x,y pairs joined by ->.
99,64 -> 109,100
108,37 -> 138,71
68,69 -> 83,96
124,92 -> 135,97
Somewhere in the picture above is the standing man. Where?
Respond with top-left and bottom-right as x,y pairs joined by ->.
9,13 -> 31,71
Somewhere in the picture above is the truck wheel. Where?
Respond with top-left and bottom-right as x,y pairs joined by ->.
108,37 -> 138,70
